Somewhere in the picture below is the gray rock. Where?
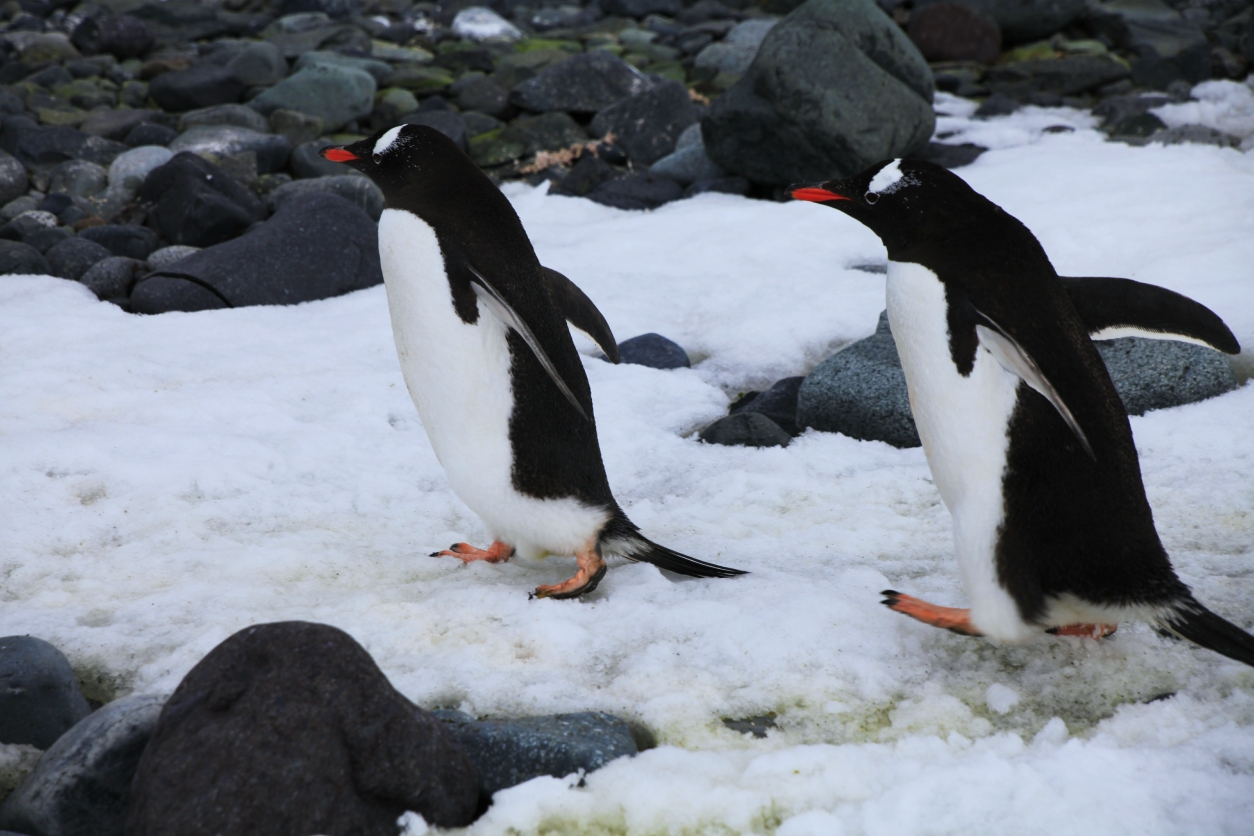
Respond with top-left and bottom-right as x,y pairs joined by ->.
0,637 -> 92,750
451,7 -> 524,41
136,152 -> 267,249
511,51 -> 654,115
0,694 -> 165,836
25,228 -> 74,254
731,375 -> 804,435
0,240 -> 50,275
549,154 -> 619,197
434,710 -> 636,798
148,62 -> 246,113
703,0 -> 935,186
587,173 -> 684,211
46,237 -> 112,281
145,245 -> 200,270
797,311 -> 920,448
984,55 -> 1130,100
907,1 -> 1001,64
79,110 -> 165,143
75,136 -> 130,168
267,110 -> 325,147
1,196 -> 40,221
168,125 -> 292,174
0,118 -> 87,166
616,332 -> 690,368
1096,337 -> 1238,416
1147,124 -> 1241,148
1089,0 -> 1209,88
914,0 -> 1084,44
590,80 -> 697,165
177,103 -> 270,134
78,224 -> 160,260
699,412 -> 791,447
401,110 -> 468,152
70,14 -> 155,60
108,145 -> 174,191
601,0 -> 681,16
0,151 -> 29,207
907,141 -> 987,169
276,0 -> 359,19
123,123 -> 178,148
77,255 -> 142,300
48,159 -> 108,200
267,175 -> 384,221
694,18 -> 778,75
650,142 -> 726,185
226,41 -> 288,87
455,76 -> 515,121
293,50 -> 392,83
247,65 -> 376,133
682,176 -> 752,198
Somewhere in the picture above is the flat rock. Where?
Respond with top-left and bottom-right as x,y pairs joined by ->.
78,223 -> 160,260
148,62 -> 245,113
0,694 -> 165,836
703,0 -> 935,185
615,332 -> 690,368
124,622 -> 479,833
0,240 -> 49,274
247,64 -> 376,133
0,637 -> 92,750
797,311 -> 920,448
590,79 -> 697,165
267,175 -> 384,221
587,172 -> 683,210
984,55 -> 1130,99
177,103 -> 270,134
699,412 -> 791,447
510,50 -> 654,114
136,152 -> 266,248
1096,337 -> 1238,415
131,192 -> 381,312
167,125 -> 291,174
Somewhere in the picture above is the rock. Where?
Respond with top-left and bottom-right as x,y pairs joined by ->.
48,159 -> 108,199
70,14 -> 154,60
549,153 -> 619,197
1092,93 -> 1172,129
601,0 -> 682,17
25,227 -> 73,253
914,0 -> 1084,44
1111,111 -> 1166,138
984,55 -> 1130,100
38,194 -> 74,217
703,0 -> 935,186
136,152 -> 266,248
1145,124 -> 1241,148
0,694 -> 165,836
145,245 -> 199,270
79,109 -> 165,142
906,141 -> 987,168
77,255 -> 142,299
2,197 -> 40,221
108,145 -> 174,191
590,80 -> 696,165
1096,338 -> 1238,415
46,237 -> 112,281
401,110 -> 469,152
616,332 -> 690,368
261,14 -> 372,59
0,151 -> 28,206
148,62 -> 245,112
511,51 -> 654,115
76,136 -> 130,167
683,176 -> 752,197
267,175 -> 384,221
472,112 -> 588,167
226,41 -> 288,87
7,32 -> 81,65
462,111 -> 505,138
435,710 -> 636,798
132,193 -> 381,312
1,117 -> 86,165
452,7 -> 524,41
1089,0 -> 1210,89
267,110 -> 324,147
247,65 -> 376,133
454,76 -> 515,120
699,412 -> 791,447
294,50 -> 392,83
124,622 -> 479,832
78,224 -> 160,260
177,103 -> 270,134
167,125 -> 291,174
974,91 -> 1021,117
0,240 -> 50,274
907,1 -> 1001,64
276,0 -> 361,19
649,126 -> 726,184
797,311 -> 920,447
587,172 -> 683,210
382,65 -> 457,94
731,375 -> 804,434
0,637 -> 91,750
128,1 -> 236,45
693,18 -> 779,75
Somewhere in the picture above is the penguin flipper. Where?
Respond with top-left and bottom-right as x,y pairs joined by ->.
467,265 -> 590,421
541,266 -> 621,363
973,314 -> 1095,459
1160,600 -> 1254,668
1059,276 -> 1241,354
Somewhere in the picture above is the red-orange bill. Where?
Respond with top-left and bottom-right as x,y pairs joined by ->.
321,148 -> 359,162
790,187 -> 847,202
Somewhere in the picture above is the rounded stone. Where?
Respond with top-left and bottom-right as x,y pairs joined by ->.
699,412 -> 791,448
0,636 -> 92,750
616,333 -> 690,369
145,245 -> 200,270
0,240 -> 51,275
77,255 -> 141,300
266,175 -> 385,221
246,65 -> 376,133
45,236 -> 113,281
908,1 -> 1002,64
108,145 -> 175,190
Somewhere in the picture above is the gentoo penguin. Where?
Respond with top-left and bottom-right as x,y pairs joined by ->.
320,125 -> 744,598
792,158 -> 1254,667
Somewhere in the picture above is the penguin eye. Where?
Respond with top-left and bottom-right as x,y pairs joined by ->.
373,153 -> 383,163
864,192 -> 879,205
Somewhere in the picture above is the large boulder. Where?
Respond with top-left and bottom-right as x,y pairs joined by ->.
0,637 -> 92,750
147,63 -> 246,113
1087,0 -> 1211,89
510,51 -> 654,115
136,152 -> 266,249
247,64 -> 376,133
913,0 -> 1085,44
702,0 -> 935,186
130,192 -> 382,313
124,622 -> 480,834
590,80 -> 697,165
167,125 -> 292,174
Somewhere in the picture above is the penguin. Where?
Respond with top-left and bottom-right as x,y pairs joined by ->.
320,125 -> 745,599
791,158 -> 1254,667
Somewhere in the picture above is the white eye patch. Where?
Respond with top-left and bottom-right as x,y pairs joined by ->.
373,126 -> 404,157
868,159 -> 908,194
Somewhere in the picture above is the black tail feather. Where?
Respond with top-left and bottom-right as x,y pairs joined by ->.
615,536 -> 747,579
1162,602 -> 1254,668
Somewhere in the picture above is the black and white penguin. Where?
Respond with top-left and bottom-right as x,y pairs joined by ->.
792,158 -> 1254,666
321,125 -> 744,598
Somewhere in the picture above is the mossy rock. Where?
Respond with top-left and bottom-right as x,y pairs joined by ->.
383,65 -> 456,93
515,38 -> 583,54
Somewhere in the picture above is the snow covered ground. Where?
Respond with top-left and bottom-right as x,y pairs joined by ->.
2,86 -> 1253,834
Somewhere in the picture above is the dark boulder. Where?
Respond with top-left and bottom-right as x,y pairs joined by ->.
907,1 -> 1001,64
0,636 -> 92,750
913,0 -> 1084,43
78,224 -> 161,260
454,75 -> 515,120
124,123 -> 178,147
78,255 -> 142,300
703,0 -> 935,186
266,175 -> 384,221
148,62 -> 246,113
1,117 -> 86,165
46,237 -> 112,281
0,150 -> 29,206
71,14 -> 155,59
601,0 -> 682,16
124,622 -> 480,834
511,51 -> 655,115
615,332 -> 690,369
549,153 -> 619,197
1087,0 -> 1210,89
130,192 -> 382,313
699,412 -> 792,447
984,55 -> 1129,100
590,80 -> 697,165
401,109 -> 468,152
730,376 -> 804,435
0,240 -> 50,274
682,176 -> 752,198
906,141 -> 987,168
136,152 -> 266,248
0,694 -> 165,836
587,173 -> 684,211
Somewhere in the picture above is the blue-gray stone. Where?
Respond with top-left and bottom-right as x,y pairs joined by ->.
0,240 -> 50,275
247,65 -> 376,133
177,103 -> 271,134
266,175 -> 384,221
590,79 -> 697,165
617,333 -> 690,369
649,142 -> 726,185
46,237 -> 112,282
0,694 -> 166,836
510,51 -> 653,115
167,125 -> 292,174
434,710 -> 637,797
798,311 -> 921,448
699,412 -> 791,448
732,375 -> 803,435
0,151 -> 28,207
293,50 -> 392,83
1095,337 -> 1238,416
0,637 -> 92,750
693,18 -> 778,74
77,256 -> 142,300
226,41 -> 288,87
914,0 -> 1085,43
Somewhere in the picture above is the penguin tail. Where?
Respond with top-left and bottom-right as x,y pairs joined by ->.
1160,600 -> 1254,668
619,536 -> 747,578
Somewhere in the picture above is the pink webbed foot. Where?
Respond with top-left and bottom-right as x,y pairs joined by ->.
1048,623 -> 1118,639
531,548 -> 607,600
432,540 -> 515,563
882,590 -> 983,636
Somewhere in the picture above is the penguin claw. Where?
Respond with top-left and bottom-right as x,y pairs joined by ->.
881,591 -> 982,637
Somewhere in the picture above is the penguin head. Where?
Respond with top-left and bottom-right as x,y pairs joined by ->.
790,159 -> 984,258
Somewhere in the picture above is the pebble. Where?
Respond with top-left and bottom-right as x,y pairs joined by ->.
699,412 -> 791,448
247,64 -> 376,133
0,239 -> 48,274
616,332 -> 690,368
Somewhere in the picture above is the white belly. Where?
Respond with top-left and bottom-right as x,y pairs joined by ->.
378,209 -> 607,556
885,261 -> 1036,641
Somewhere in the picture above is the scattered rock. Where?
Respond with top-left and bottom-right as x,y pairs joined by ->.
731,375 -> 804,434
0,151 -> 29,207
124,622 -> 480,833
616,332 -> 690,368
907,2 -> 1001,64
79,109 -> 165,142
294,50 -> 393,83
124,123 -> 178,148
145,245 -> 199,270
0,240 -> 49,274
649,141 -> 727,185
1096,337 -> 1238,415
108,146 -> 174,192
77,255 -> 142,300
0,636 -> 92,750
0,694 -> 166,836
549,153 -> 619,196
590,79 -> 697,165
984,55 -> 1130,99
226,41 -> 289,87
435,710 -> 636,798
587,172 -> 684,210
46,237 -> 112,281
693,18 -> 778,75
1144,124 -> 1241,147
78,224 -> 160,260
915,0 -> 1085,43
25,227 -> 73,253
1111,111 -> 1167,137
148,62 -> 246,113
510,51 -> 654,114
974,92 -> 1021,117
178,103 -> 271,134
267,175 -> 385,220
722,713 -> 777,738
267,109 -> 324,147
797,311 -> 920,448
703,0 -> 935,185
602,0 -> 682,17
48,159 -> 108,199
70,14 -> 154,60
454,76 -> 516,120
167,125 -> 292,174
699,412 -> 792,447
247,64 -> 377,133
136,152 -> 266,248
402,110 -> 469,152
1090,0 -> 1210,89
472,111 -> 588,167
1,118 -> 86,165
452,7 -> 524,41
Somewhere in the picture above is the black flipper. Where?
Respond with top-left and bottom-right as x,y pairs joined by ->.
542,266 -> 620,363
1160,599 -> 1254,668
1059,276 -> 1241,354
